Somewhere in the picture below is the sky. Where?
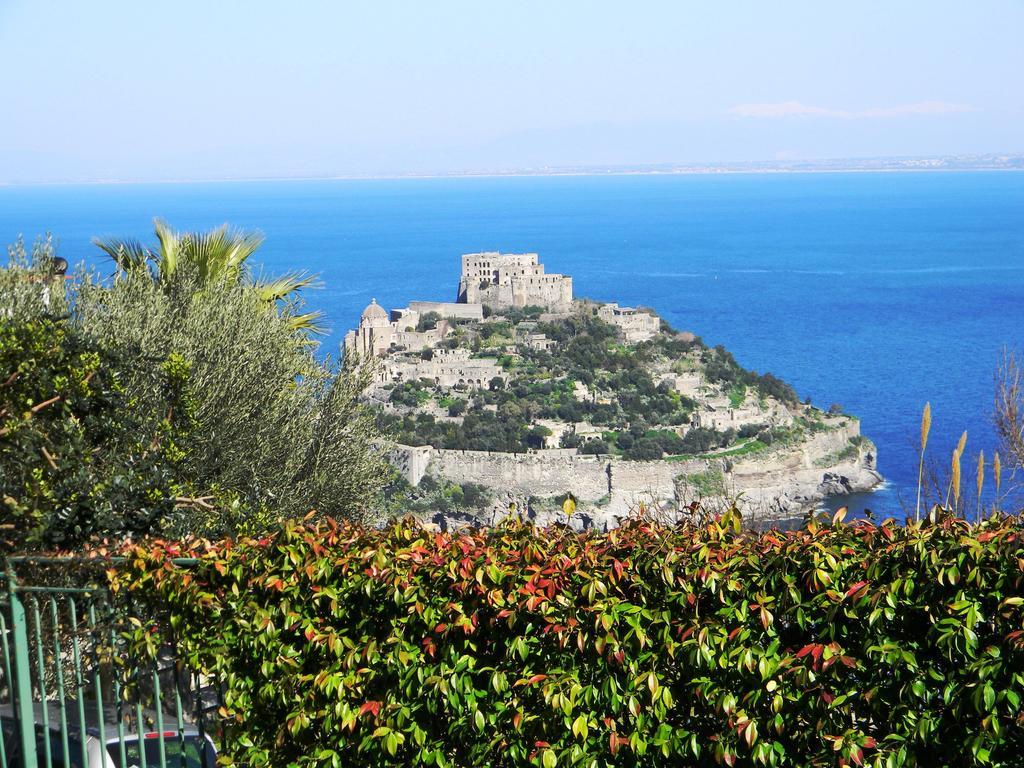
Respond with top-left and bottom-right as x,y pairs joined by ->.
1,1 -> 1021,183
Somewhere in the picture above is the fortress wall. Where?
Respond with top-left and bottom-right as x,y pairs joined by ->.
463,282 -> 513,308
409,301 -> 484,320
391,445 -> 702,501
606,458 -> 701,498
390,419 -> 865,510
509,275 -> 573,311
430,449 -> 611,499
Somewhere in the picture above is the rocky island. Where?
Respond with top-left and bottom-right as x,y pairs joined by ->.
347,253 -> 882,530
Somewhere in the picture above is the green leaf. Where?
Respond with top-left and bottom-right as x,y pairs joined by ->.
572,714 -> 588,740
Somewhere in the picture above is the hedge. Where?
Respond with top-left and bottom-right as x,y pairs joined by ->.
115,510 -> 1024,767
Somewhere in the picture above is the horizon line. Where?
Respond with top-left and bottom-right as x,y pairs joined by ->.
2,152 -> 1022,188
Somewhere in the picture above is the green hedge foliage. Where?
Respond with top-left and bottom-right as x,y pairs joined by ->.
117,511 -> 1024,767
0,318 -> 192,552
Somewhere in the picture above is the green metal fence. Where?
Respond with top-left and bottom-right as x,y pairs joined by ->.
1,558 -> 221,768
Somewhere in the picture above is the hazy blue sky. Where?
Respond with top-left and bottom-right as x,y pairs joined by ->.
1,1 -> 1020,183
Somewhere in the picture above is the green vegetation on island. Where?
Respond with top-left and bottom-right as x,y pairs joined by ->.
377,308 -> 819,462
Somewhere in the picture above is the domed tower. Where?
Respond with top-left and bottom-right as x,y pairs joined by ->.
360,298 -> 390,328
345,299 -> 395,358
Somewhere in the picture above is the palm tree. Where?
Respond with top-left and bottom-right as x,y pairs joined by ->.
94,218 -> 324,335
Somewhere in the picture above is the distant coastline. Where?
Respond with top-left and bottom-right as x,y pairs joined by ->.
2,153 -> 1022,188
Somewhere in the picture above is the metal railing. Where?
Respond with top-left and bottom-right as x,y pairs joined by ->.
1,557 -> 221,768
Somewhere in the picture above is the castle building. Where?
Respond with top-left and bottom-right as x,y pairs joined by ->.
597,303 -> 661,343
345,253 -> 570,390
457,252 -> 573,312
344,299 -> 450,358
380,348 -> 505,389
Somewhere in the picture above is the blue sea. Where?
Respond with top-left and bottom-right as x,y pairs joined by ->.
2,172 -> 1022,518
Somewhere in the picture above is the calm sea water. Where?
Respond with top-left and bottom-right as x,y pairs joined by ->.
2,172 -> 1022,518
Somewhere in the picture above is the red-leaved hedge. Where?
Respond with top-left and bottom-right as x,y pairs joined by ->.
115,510 -> 1024,767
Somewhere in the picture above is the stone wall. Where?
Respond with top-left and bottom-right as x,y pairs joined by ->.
390,418 -> 878,525
408,301 -> 484,321
466,276 -> 573,312
510,274 -> 573,312
392,444 -> 704,501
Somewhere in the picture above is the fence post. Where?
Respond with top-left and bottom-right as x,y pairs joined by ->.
7,566 -> 39,768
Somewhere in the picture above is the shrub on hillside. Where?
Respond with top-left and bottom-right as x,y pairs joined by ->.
704,346 -> 799,406
579,438 -> 610,455
622,437 -> 664,460
417,311 -> 442,332
118,510 -> 1024,767
679,426 -> 734,454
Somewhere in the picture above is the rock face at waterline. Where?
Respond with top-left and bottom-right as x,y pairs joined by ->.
346,252 -> 882,529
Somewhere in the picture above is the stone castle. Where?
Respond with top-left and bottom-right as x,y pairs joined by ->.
457,252 -> 573,312
346,252 -> 574,360
343,253 -> 664,378
344,252 -> 575,387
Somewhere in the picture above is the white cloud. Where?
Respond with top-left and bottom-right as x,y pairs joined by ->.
729,100 -> 977,119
